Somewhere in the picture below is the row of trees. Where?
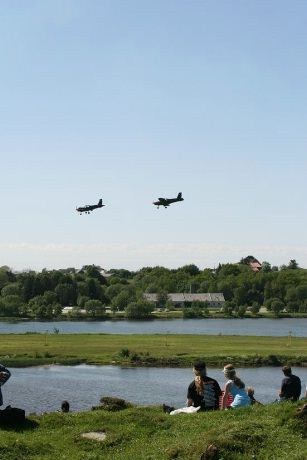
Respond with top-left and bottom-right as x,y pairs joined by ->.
0,265 -> 153,319
0,257 -> 307,319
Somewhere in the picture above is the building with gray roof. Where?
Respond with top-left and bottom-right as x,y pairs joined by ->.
143,293 -> 225,309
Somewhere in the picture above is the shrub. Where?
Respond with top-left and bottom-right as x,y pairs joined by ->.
119,348 -> 130,358
98,396 -> 131,411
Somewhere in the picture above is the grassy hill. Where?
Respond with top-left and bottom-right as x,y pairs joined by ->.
0,401 -> 306,459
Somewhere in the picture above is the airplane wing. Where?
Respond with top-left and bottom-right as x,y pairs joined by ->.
158,198 -> 167,204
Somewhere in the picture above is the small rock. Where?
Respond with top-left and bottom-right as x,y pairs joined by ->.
81,431 -> 106,442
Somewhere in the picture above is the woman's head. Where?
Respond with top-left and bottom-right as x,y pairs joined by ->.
223,364 -> 236,379
193,360 -> 207,378
223,364 -> 245,389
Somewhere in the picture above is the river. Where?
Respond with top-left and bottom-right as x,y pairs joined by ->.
3,365 -> 307,414
0,318 -> 306,336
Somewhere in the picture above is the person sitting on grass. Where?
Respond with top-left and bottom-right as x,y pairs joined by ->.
278,365 -> 301,402
61,401 -> 70,413
221,364 -> 250,409
247,387 -> 262,405
186,360 -> 222,411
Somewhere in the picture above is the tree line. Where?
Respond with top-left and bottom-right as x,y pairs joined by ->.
0,257 -> 306,319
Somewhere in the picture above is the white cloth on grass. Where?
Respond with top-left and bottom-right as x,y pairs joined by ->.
169,406 -> 201,415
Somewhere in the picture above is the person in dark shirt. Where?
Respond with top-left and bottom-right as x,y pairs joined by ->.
187,361 -> 221,411
0,363 -> 11,407
279,365 -> 301,401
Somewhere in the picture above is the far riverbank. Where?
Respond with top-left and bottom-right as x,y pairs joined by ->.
1,333 -> 306,368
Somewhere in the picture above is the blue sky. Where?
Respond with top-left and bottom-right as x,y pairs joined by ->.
1,1 -> 307,271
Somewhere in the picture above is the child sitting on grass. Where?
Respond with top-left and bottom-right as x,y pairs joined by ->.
247,387 -> 262,405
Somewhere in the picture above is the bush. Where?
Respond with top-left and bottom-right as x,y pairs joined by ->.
125,300 -> 153,319
119,348 -> 130,358
97,396 -> 131,411
183,307 -> 203,318
271,300 -> 284,316
286,301 -> 300,313
84,299 -> 105,317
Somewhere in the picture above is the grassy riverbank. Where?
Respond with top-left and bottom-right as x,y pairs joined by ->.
1,311 -> 307,320
1,401 -> 306,459
0,333 -> 306,367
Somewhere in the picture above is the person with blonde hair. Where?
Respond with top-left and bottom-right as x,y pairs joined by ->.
221,364 -> 250,409
187,361 -> 222,411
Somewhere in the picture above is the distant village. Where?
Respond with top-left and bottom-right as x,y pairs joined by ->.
0,256 -> 306,319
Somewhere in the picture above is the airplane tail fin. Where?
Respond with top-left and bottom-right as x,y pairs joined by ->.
177,193 -> 182,199
98,199 -> 103,206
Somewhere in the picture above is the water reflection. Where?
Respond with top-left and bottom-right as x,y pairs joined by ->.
4,365 -> 307,414
0,318 -> 306,336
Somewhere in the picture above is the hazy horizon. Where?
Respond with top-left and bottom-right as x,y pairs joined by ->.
1,248 -> 304,273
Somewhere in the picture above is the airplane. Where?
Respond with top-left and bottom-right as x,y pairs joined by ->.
76,199 -> 105,214
153,192 -> 184,209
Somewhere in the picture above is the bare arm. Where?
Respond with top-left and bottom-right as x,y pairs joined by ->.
221,382 -> 230,410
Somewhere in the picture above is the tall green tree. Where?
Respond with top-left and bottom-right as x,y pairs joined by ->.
288,259 -> 299,269
84,299 -> 105,317
1,283 -> 21,297
178,264 -> 200,276
125,300 -> 153,319
271,299 -> 284,316
55,283 -> 77,306
0,295 -> 23,316
112,290 -> 135,311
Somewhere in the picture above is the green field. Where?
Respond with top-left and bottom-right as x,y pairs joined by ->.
0,333 -> 306,367
0,402 -> 306,459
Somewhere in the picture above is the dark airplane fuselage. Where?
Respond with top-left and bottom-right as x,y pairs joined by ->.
153,194 -> 184,208
76,199 -> 104,214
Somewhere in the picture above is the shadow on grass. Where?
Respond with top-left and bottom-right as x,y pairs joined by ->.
0,418 -> 39,432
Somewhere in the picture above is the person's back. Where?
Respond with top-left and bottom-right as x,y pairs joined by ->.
187,361 -> 221,411
187,375 -> 221,410
61,401 -> 70,413
280,368 -> 301,401
221,364 -> 250,409
227,381 -> 251,407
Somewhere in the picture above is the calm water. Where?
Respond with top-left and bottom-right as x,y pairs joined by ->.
3,365 -> 307,414
0,318 -> 306,336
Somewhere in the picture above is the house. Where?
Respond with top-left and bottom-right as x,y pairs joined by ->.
62,306 -> 86,315
143,293 -> 225,309
249,261 -> 262,272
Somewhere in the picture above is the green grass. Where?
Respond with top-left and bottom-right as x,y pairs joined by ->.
0,333 -> 306,367
0,402 -> 306,459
